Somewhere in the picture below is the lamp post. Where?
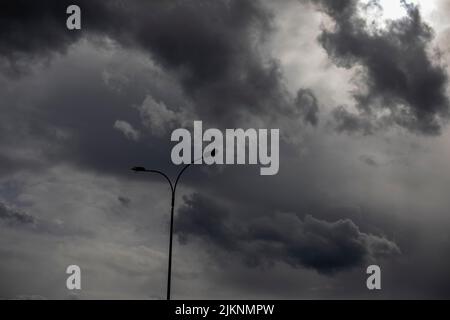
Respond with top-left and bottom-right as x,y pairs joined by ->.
131,149 -> 215,300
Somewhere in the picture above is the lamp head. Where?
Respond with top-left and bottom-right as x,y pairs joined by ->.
131,166 -> 147,172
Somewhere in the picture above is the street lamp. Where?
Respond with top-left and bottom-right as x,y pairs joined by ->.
131,149 -> 215,300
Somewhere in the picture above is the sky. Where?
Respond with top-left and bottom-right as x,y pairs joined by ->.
1,0 -> 450,299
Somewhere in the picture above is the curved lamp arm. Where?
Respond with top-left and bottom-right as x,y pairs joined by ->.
173,163 -> 191,195
145,169 -> 174,194
131,148 -> 215,202
173,152 -> 211,195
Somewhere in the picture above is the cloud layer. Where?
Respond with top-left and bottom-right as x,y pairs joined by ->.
176,193 -> 399,274
311,0 -> 450,135
0,0 -> 449,299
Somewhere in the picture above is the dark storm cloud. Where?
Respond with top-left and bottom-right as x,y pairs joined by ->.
332,105 -> 377,134
0,201 -> 89,236
310,0 -> 450,135
176,194 -> 238,251
295,89 -> 320,126
0,0 -> 317,126
0,0 -> 319,184
2,0 -> 449,299
0,1 -> 80,74
0,202 -> 35,226
176,193 -> 399,274
118,196 -> 131,207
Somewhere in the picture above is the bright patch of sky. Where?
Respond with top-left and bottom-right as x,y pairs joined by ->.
360,0 -> 438,30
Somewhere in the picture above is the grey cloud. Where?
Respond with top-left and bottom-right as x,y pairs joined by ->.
0,201 -> 89,237
137,95 -> 185,136
0,202 -> 35,226
359,154 -> 379,167
295,88 -> 320,126
176,193 -> 400,274
332,105 -> 377,135
0,0 -> 319,128
117,196 -> 131,207
1,0 -> 450,299
0,0 -> 321,183
311,0 -> 450,135
113,120 -> 140,141
0,1 -> 83,76
176,194 -> 238,251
